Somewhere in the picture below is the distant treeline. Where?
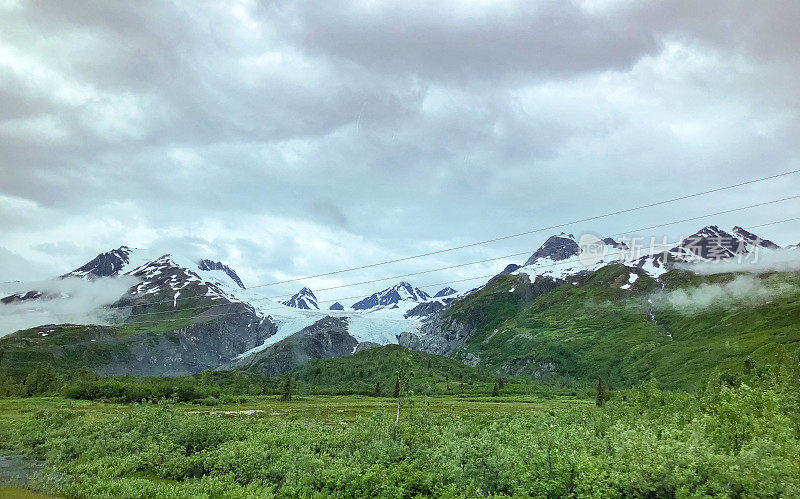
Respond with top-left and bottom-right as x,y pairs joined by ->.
0,350 -> 596,404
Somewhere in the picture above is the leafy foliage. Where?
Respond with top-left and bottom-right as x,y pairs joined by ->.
2,363 -> 799,497
290,344 -> 491,395
448,266 -> 800,390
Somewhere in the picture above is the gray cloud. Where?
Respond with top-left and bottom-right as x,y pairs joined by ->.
680,248 -> 800,275
0,0 -> 799,305
0,275 -> 139,336
654,274 -> 798,314
271,0 -> 660,83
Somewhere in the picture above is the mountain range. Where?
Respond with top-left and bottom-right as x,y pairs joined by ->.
1,224 -> 798,388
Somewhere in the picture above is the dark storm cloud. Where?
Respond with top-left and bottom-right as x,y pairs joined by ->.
1,0 -> 798,297
270,0 -> 660,83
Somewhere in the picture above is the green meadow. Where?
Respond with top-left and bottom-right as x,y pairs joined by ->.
1,361 -> 799,498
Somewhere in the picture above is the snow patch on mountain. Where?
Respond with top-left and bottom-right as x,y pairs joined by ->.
619,273 -> 639,290
282,287 -> 319,310
515,226 -> 782,282
351,281 -> 431,311
433,287 -> 457,298
197,260 -> 245,289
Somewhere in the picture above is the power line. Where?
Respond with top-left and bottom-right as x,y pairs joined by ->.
747,216 -> 800,230
0,244 -> 656,323
245,169 -> 800,288
2,169 -> 796,295
101,192 -> 800,309
610,195 -> 800,239
16,205 -> 796,324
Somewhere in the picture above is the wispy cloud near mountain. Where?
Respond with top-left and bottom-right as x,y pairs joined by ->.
0,276 -> 138,336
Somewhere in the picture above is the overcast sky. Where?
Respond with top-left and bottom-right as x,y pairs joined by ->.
1,0 -> 799,302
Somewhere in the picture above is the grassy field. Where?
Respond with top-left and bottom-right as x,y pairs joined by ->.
0,393 -> 590,424
1,372 -> 798,498
0,394 -> 590,497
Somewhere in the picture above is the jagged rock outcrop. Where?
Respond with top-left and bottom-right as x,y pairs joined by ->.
404,274 -> 563,357
239,316 -> 358,377
404,301 -> 445,318
197,259 -> 246,288
433,287 -> 457,298
500,263 -> 521,275
523,234 -> 580,265
1,290 -> 44,304
351,282 -> 430,310
354,341 -> 381,353
282,287 -> 319,310
396,331 -> 423,350
98,303 -> 277,376
63,246 -> 134,278
401,313 -> 474,356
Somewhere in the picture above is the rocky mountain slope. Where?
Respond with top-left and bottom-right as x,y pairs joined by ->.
404,224 -> 798,389
351,282 -> 431,311
1,224 -> 797,385
232,316 -> 358,377
282,287 -> 319,310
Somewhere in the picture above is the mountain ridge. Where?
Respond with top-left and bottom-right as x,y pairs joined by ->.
1,223 -> 797,384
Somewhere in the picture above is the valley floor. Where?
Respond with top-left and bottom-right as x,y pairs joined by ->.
0,394 -> 589,425
1,381 -> 798,498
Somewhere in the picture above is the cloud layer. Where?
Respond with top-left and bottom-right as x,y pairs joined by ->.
1,0 -> 799,302
655,274 -> 798,314
0,276 -> 139,336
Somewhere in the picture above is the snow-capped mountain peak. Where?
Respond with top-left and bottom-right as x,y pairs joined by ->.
433,287 -> 457,298
517,233 -> 622,281
351,281 -> 430,311
668,225 -> 778,260
125,254 -> 227,300
63,245 -> 136,278
197,260 -> 246,289
523,234 -> 580,265
731,226 -> 780,250
282,287 -> 319,310
57,247 -> 250,306
514,224 -> 784,283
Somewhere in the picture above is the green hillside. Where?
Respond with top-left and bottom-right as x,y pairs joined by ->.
0,324 -> 134,372
290,344 -> 491,395
446,265 -> 800,391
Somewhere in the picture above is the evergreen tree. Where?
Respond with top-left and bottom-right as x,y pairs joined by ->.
25,363 -> 57,396
395,354 -> 413,427
491,382 -> 499,397
374,382 -> 381,397
282,376 -> 292,401
498,378 -> 504,390
393,378 -> 400,398
596,378 -> 607,407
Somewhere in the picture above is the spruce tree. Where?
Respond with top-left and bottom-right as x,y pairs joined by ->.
282,376 -> 292,401
375,382 -> 381,397
498,378 -> 504,390
394,355 -> 413,427
491,382 -> 499,397
596,378 -> 607,407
